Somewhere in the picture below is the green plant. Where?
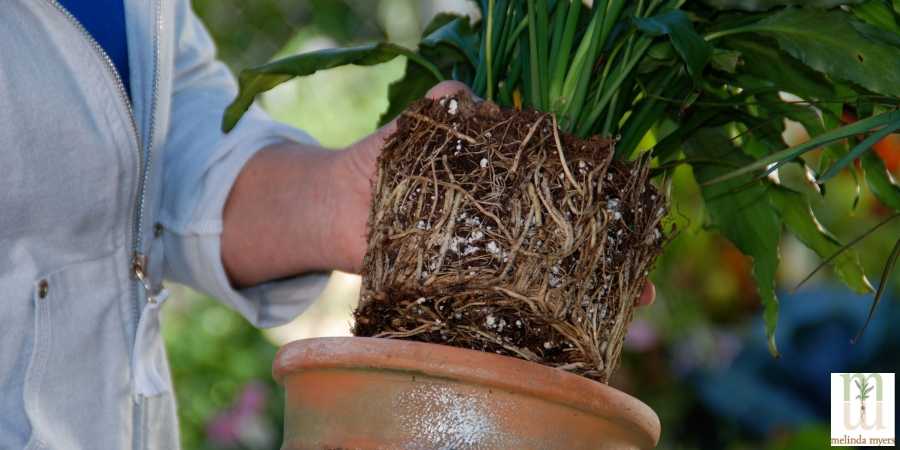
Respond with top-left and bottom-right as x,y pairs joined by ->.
224,0 -> 900,362
855,376 -> 874,417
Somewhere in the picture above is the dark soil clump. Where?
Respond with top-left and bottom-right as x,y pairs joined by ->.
353,94 -> 667,382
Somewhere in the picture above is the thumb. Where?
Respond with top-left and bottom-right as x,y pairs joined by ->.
425,80 -> 479,102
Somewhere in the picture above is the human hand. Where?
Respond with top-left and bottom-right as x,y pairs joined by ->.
329,81 -> 475,274
222,82 -> 477,287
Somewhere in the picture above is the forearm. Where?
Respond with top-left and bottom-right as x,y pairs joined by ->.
221,141 -> 363,287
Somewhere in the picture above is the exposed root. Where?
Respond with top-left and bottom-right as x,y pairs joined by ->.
353,95 -> 668,382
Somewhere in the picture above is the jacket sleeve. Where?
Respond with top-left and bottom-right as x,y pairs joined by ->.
158,0 -> 329,328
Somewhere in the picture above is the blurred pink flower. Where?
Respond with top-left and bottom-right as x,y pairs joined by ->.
206,381 -> 273,448
624,319 -> 659,352
207,412 -> 239,445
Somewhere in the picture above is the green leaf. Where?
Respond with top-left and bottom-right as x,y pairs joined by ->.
482,0 -> 501,100
852,19 -> 900,48
560,2 -> 624,129
704,110 -> 900,186
548,0 -> 582,107
819,107 -> 854,175
377,14 -> 480,126
819,115 -> 900,182
618,70 -> 690,159
421,15 -> 480,66
491,2 -> 520,93
723,36 -> 836,102
534,0 -> 550,108
685,128 -> 783,357
710,48 -> 741,73
769,186 -> 873,293
861,152 -> 900,210
701,0 -> 866,11
380,61 -> 443,128
222,43 -> 442,132
854,238 -> 900,343
575,36 -> 654,136
423,11 -> 459,35
727,86 -> 822,154
526,0 -> 548,110
754,9 -> 900,98
851,0 -> 900,34
652,107 -> 734,162
793,212 -> 900,291
634,11 -> 713,77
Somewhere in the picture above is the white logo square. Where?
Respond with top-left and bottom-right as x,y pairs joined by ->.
831,373 -> 896,447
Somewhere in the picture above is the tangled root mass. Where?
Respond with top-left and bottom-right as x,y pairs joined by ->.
353,95 -> 667,382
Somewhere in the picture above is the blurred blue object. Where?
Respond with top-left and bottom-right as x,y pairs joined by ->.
687,286 -> 898,437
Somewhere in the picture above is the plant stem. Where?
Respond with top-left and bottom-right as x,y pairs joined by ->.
578,37 -> 652,136
705,24 -> 769,42
527,0 -> 544,110
486,0 -> 495,100
549,0 -> 581,113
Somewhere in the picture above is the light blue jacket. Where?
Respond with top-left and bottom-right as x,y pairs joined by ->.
0,1 -> 328,448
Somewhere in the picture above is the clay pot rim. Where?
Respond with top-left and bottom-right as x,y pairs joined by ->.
274,337 -> 660,448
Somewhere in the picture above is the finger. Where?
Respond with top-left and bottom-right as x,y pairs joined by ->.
636,281 -> 656,306
369,82 -> 468,151
379,81 -> 470,142
426,80 -> 477,101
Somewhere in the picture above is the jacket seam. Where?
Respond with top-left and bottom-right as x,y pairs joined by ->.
24,274 -> 56,450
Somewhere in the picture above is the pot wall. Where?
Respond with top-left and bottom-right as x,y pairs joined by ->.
275,337 -> 660,450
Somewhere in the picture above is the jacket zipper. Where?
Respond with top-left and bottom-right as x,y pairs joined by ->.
46,3 -> 161,449
134,0 -> 163,277
44,0 -> 159,301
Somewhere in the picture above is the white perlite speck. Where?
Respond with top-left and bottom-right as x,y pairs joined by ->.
448,99 -> 459,115
607,198 -> 621,211
480,158 -> 489,168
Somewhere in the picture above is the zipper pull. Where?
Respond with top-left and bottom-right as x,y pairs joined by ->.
132,252 -> 148,279
132,252 -> 158,304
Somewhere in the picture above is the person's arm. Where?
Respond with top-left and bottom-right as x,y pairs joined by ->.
220,137 -> 369,287
220,82 -> 470,287
158,0 -> 332,327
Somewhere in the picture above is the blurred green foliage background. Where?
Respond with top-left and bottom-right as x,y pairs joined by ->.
165,1 -> 900,449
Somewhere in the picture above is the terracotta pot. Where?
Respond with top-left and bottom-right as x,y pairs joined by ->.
273,337 -> 660,450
